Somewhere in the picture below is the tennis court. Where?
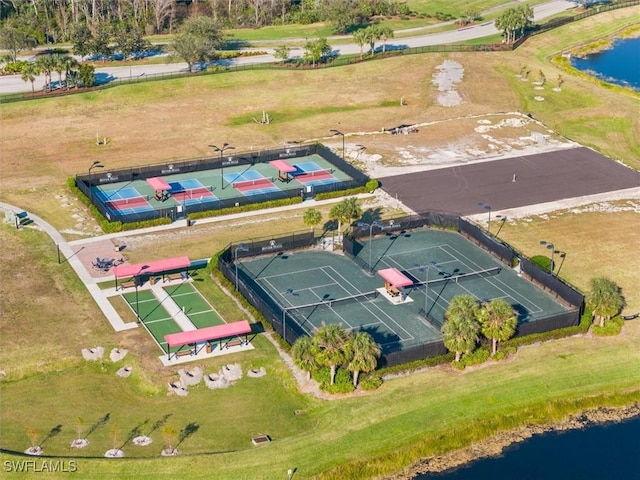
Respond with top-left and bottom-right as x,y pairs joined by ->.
237,229 -> 573,355
80,145 -> 365,223
122,282 -> 226,353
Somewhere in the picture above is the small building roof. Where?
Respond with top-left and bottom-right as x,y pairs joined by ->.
165,320 -> 252,348
146,177 -> 172,191
377,268 -> 414,287
269,159 -> 297,173
113,256 -> 190,278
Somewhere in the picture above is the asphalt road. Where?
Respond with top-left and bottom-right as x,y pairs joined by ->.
0,0 -> 577,95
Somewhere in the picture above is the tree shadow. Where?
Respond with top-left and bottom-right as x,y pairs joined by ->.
147,414 -> 172,437
86,413 -> 110,438
40,424 -> 63,446
176,422 -> 200,449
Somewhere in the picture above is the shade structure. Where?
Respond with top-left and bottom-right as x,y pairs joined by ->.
377,268 -> 414,287
269,159 -> 297,173
113,256 -> 190,278
165,320 -> 252,348
146,177 -> 172,191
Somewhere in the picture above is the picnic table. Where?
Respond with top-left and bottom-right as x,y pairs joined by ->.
93,257 -> 124,272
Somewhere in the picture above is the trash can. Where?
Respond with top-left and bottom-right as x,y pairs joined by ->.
150,276 -> 157,286
206,343 -> 212,354
186,219 -> 192,227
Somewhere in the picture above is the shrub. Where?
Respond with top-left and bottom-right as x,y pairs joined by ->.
359,374 -> 383,390
592,316 -> 624,336
530,254 -> 552,272
460,348 -> 490,367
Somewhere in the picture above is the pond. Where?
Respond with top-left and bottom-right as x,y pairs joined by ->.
571,36 -> 640,91
416,415 -> 640,479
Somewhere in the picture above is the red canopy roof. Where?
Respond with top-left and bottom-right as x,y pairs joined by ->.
377,268 -> 414,287
113,256 -> 190,278
146,177 -> 172,191
269,159 -> 297,173
165,320 -> 252,347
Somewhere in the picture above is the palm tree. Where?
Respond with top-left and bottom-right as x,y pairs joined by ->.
312,323 -> 351,385
478,298 -> 517,355
329,197 -> 362,238
586,277 -> 625,327
20,62 -> 39,93
61,55 -> 79,90
442,295 -> 481,362
34,54 -> 56,91
303,208 -> 322,232
347,331 -> 380,387
352,29 -> 367,59
291,336 -> 317,380
378,26 -> 394,53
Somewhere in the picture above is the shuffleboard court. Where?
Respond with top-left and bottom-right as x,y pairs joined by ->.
162,282 -> 225,329
122,290 -> 182,352
380,146 -> 640,215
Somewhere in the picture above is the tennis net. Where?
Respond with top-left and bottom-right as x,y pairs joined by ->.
286,290 -> 379,313
418,267 -> 501,287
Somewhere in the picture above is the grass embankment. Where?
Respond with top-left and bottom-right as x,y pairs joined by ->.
1,7 -> 640,479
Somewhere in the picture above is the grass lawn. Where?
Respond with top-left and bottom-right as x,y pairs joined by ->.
1,8 -> 640,479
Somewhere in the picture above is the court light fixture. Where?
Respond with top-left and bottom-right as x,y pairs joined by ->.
135,265 -> 149,323
356,220 -> 383,273
88,160 -> 104,206
330,129 -> 345,162
539,240 -> 556,274
209,143 -> 235,189
234,243 -> 249,291
477,202 -> 491,234
495,214 -> 507,236
414,262 -> 443,317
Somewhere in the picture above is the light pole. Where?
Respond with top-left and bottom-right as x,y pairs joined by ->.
234,243 -> 249,291
209,143 -> 235,189
330,129 -> 345,162
555,250 -> 567,276
539,240 -> 555,274
415,262 -> 442,317
135,265 -> 149,323
356,220 -> 382,272
495,214 -> 507,237
88,160 -> 104,206
478,202 -> 491,234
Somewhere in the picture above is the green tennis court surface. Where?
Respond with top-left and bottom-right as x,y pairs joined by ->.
238,229 -> 573,355
162,282 -> 225,329
123,282 -> 226,353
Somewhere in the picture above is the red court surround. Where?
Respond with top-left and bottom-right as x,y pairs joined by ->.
164,320 -> 252,347
377,268 -> 414,287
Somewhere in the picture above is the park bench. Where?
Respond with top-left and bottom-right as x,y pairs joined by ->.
166,273 -> 185,282
223,338 -> 244,349
120,280 -> 136,289
175,349 -> 193,358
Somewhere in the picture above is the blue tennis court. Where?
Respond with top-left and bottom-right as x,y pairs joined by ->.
293,161 -> 336,186
95,186 -> 141,202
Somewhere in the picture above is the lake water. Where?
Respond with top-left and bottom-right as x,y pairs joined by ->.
416,415 -> 640,479
571,36 -> 640,91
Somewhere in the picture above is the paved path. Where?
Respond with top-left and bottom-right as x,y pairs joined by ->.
0,0 -> 577,94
